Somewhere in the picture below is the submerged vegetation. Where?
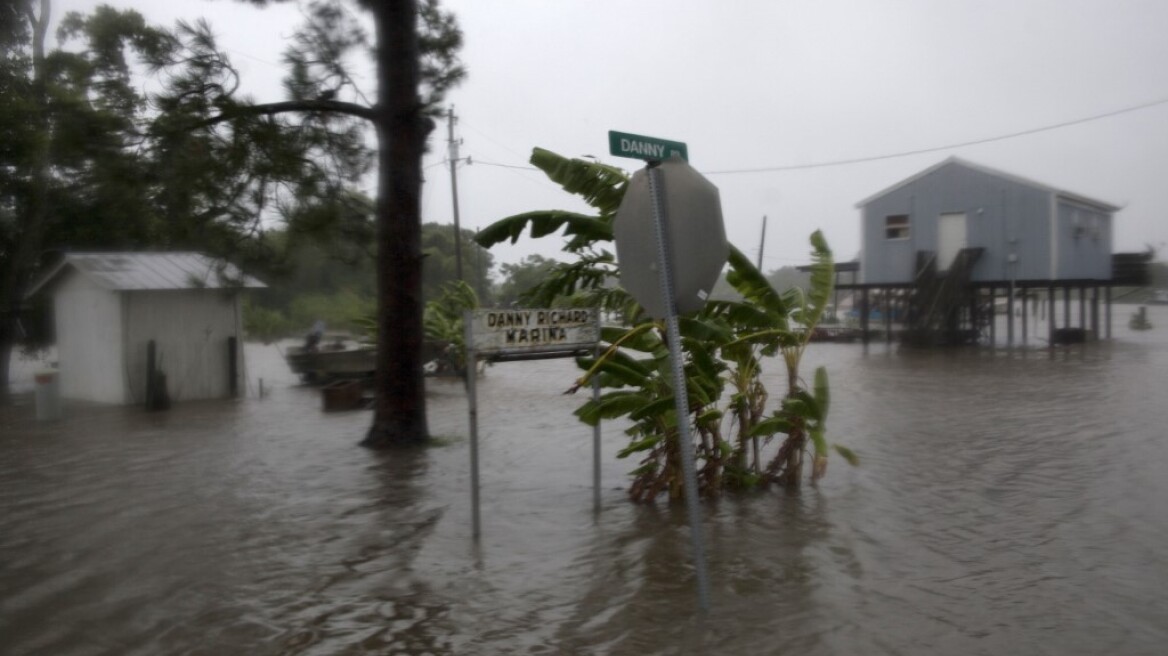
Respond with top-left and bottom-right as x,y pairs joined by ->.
477,149 -> 857,500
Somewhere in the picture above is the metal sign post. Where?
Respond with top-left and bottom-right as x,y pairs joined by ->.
464,316 -> 482,539
646,163 -> 712,612
610,131 -> 718,612
592,310 -> 603,513
464,308 -> 602,541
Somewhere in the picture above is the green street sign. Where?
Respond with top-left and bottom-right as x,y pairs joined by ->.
608,130 -> 688,162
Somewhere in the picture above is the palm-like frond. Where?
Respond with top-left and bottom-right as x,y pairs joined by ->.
529,147 -> 629,214
725,245 -> 786,316
474,210 -> 611,250
793,230 -> 834,340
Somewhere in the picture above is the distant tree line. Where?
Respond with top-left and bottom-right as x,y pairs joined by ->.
243,220 -> 503,343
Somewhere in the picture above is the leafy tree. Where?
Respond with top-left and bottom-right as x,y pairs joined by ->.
477,149 -> 857,497
495,254 -> 563,307
186,0 -> 465,447
242,220 -> 492,342
0,0 -> 174,387
421,222 -> 494,304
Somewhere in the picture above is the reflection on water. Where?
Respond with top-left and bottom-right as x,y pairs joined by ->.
2,306 -> 1168,655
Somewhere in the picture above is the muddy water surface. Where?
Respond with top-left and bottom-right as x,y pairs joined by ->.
3,307 -> 1168,655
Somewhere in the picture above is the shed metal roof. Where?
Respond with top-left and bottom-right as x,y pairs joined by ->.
25,252 -> 265,298
854,156 -> 1122,212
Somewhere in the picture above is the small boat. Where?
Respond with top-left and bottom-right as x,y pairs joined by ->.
285,336 -> 376,383
1150,289 -> 1168,305
285,336 -> 463,383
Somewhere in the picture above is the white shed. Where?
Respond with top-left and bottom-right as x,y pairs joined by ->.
25,252 -> 265,405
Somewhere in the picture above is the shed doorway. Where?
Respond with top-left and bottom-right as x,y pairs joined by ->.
938,212 -> 967,271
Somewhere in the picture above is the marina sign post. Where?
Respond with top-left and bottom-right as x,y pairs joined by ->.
609,130 -> 725,612
464,308 -> 603,540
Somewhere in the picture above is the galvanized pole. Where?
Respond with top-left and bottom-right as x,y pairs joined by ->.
464,311 -> 481,539
646,163 -> 711,612
593,310 -> 603,513
756,215 -> 767,270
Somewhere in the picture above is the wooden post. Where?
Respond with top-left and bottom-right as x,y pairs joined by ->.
1091,286 -> 1099,341
1063,286 -> 1071,329
1105,286 -> 1112,339
145,339 -> 156,410
1079,285 -> 1086,331
145,339 -> 170,411
1048,283 -> 1056,345
1006,281 -> 1015,346
988,285 -> 996,346
861,288 -> 870,345
227,336 -> 238,398
1021,289 -> 1028,345
969,288 -> 979,344
884,291 -> 892,344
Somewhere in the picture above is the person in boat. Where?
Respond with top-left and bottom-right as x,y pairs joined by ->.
304,319 -> 325,351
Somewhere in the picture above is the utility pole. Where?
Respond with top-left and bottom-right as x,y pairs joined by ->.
756,215 -> 768,270
447,106 -> 464,282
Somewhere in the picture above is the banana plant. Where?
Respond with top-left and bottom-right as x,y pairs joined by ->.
476,148 -> 856,498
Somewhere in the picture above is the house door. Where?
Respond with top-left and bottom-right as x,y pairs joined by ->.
937,212 -> 967,271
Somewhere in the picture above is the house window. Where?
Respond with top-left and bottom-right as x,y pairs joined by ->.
885,214 -> 910,240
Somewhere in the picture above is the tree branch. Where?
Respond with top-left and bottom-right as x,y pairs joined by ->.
195,99 -> 376,129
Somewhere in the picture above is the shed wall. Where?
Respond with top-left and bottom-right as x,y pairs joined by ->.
123,290 -> 241,403
54,272 -> 126,403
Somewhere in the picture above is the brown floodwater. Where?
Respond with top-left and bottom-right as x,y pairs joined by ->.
3,306 -> 1168,655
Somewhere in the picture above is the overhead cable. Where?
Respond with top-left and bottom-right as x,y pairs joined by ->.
703,96 -> 1168,175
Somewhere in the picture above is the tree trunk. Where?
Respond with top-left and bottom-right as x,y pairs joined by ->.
362,0 -> 430,447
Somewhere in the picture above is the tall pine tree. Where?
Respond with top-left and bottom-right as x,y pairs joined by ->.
162,0 -> 464,446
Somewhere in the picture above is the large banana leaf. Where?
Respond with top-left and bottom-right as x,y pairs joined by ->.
725,245 -> 786,316
529,147 -> 629,214
792,230 -> 834,337
575,390 -> 653,426
475,210 -> 612,249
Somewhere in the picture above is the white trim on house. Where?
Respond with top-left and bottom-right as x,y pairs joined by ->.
25,252 -> 264,299
854,156 -> 1121,212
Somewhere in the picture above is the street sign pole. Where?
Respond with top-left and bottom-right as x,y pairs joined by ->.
646,163 -> 712,612
464,311 -> 481,540
593,310 -> 603,514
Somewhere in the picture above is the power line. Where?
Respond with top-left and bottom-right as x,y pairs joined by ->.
703,95 -> 1168,175
473,159 -> 539,171
458,95 -> 1168,179
459,120 -> 531,160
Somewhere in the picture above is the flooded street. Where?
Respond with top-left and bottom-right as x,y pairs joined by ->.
3,306 -> 1168,655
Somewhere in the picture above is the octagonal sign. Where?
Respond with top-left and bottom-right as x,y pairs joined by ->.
613,156 -> 728,319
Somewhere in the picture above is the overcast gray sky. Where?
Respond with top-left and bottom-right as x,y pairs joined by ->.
55,0 -> 1168,271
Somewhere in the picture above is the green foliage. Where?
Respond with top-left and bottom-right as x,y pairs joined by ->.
356,279 -> 479,375
245,220 -> 491,342
288,291 -> 373,335
495,254 -> 562,307
421,222 -> 494,304
242,300 -> 293,344
477,147 -> 857,501
1,1 -> 182,385
421,279 -> 478,374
